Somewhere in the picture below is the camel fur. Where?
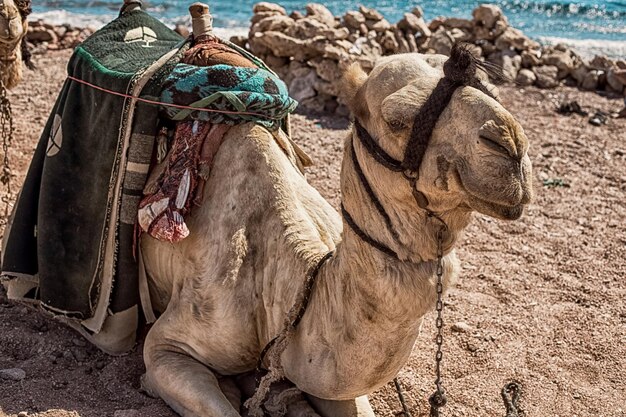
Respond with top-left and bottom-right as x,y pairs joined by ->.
140,52 -> 533,416
0,0 -> 29,89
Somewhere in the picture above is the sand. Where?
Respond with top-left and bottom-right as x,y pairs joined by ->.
0,49 -> 625,417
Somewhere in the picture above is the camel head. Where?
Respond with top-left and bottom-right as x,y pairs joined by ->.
342,48 -> 533,226
0,0 -> 30,89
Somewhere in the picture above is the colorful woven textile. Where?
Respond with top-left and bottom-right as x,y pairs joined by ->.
160,56 -> 297,130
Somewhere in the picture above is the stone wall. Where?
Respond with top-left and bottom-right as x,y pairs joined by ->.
24,3 -> 626,113
232,2 -> 626,112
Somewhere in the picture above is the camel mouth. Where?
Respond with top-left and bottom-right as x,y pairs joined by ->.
454,169 -> 527,220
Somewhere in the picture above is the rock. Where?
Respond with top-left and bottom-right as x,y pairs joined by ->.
379,30 -> 399,54
474,17 -> 508,41
406,32 -> 418,52
253,2 -> 287,15
309,38 -> 353,61
571,64 -> 589,84
606,69 -> 624,92
174,24 -> 189,38
27,27 -> 58,43
251,31 -> 310,60
516,69 -> 536,86
308,57 -> 342,81
542,50 -> 574,79
229,35 -> 248,49
608,68 -> 626,88
521,49 -> 540,68
503,54 -> 522,80
306,3 -> 337,27
533,65 -> 559,88
411,6 -> 424,19
286,17 -> 328,38
581,70 -> 599,91
428,17 -> 445,32
443,17 -> 473,31
427,28 -> 454,56
394,29 -> 411,53
365,18 -> 391,33
290,11 -> 304,20
495,27 -> 537,51
589,55 -> 614,70
472,4 -> 503,29
250,11 -> 280,25
113,410 -> 139,417
343,11 -> 366,30
0,368 -> 26,381
449,27 -> 472,43
359,5 -> 384,22
397,13 -> 431,37
314,79 -> 340,97
251,14 -> 294,34
451,322 -> 472,333
616,60 -> 626,70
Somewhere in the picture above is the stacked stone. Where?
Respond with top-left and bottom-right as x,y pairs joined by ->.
26,21 -> 94,51
240,2 -> 626,112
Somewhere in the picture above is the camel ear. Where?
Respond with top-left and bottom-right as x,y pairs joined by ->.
341,62 -> 369,120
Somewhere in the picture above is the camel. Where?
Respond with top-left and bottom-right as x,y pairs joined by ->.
0,0 -> 29,89
139,47 -> 533,417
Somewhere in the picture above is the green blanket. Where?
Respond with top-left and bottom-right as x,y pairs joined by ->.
1,9 -> 184,352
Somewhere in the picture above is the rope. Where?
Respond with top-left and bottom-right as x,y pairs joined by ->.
66,75 -> 283,120
0,80 -> 14,220
350,143 -> 400,241
340,204 -> 399,260
249,251 -> 334,417
354,120 -> 403,172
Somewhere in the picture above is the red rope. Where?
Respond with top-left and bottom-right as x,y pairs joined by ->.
66,75 -> 279,119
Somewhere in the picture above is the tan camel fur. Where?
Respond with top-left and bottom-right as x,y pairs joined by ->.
140,52 -> 533,417
0,0 -> 28,89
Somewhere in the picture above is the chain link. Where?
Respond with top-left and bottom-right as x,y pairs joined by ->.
0,80 -> 15,220
429,225 -> 448,417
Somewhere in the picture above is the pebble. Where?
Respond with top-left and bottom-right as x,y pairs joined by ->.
0,368 -> 26,381
451,322 -> 472,333
72,337 -> 87,347
18,412 -> 28,417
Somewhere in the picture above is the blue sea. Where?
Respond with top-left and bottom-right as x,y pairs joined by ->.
32,0 -> 626,58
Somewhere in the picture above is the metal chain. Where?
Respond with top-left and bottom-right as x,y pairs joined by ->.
429,225 -> 447,417
0,80 -> 14,219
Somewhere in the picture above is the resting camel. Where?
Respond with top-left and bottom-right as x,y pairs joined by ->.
0,0 -> 30,89
140,47 -> 533,416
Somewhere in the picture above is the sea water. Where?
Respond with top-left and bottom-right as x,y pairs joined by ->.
32,0 -> 626,58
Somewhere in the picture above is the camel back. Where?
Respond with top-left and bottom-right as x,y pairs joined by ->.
1,7 -> 297,353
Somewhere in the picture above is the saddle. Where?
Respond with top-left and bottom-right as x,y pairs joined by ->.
1,1 -> 304,354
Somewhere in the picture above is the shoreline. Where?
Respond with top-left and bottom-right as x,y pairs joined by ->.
29,8 -> 626,60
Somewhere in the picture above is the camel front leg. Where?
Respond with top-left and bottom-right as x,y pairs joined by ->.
143,325 -> 241,417
306,394 -> 376,417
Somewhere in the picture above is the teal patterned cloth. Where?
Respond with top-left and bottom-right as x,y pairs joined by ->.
160,54 -> 297,130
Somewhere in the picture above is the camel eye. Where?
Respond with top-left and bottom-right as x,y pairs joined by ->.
479,135 -> 510,156
388,119 -> 407,132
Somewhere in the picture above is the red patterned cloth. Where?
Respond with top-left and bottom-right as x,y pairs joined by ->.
138,122 -> 229,242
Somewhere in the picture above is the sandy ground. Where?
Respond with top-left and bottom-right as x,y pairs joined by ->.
0,49 -> 625,417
